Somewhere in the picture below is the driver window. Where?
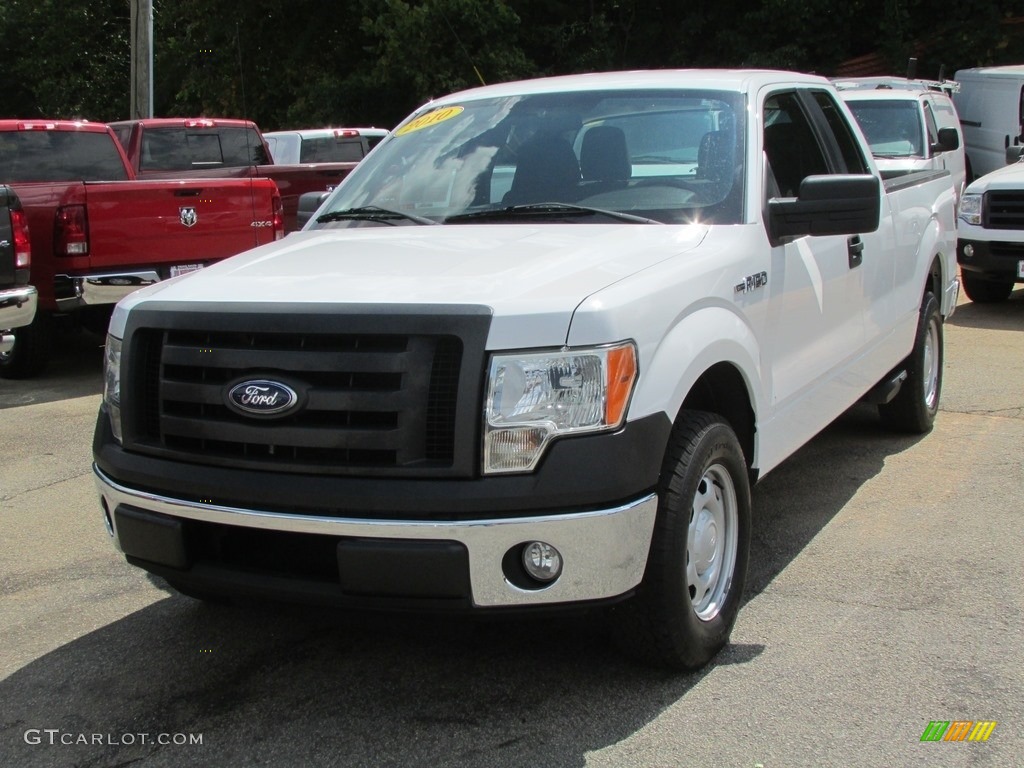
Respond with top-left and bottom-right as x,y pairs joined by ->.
763,92 -> 828,198
923,103 -> 940,149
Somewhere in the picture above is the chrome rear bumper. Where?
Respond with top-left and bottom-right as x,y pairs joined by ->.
55,271 -> 160,310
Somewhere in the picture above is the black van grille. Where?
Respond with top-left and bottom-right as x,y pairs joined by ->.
985,191 -> 1024,229
126,324 -> 475,476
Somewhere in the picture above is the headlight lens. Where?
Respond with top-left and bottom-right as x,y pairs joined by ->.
958,192 -> 982,226
104,334 -> 123,443
483,342 -> 637,474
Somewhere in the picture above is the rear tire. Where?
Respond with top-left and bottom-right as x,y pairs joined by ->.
609,411 -> 751,670
0,313 -> 51,379
961,271 -> 1013,303
879,292 -> 942,433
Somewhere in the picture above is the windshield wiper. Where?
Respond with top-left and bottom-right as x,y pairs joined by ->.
316,206 -> 438,226
445,203 -> 661,225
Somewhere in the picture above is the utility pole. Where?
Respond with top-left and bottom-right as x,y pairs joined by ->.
130,0 -> 154,118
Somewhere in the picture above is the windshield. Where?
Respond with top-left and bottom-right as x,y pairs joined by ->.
310,89 -> 745,227
845,100 -> 924,158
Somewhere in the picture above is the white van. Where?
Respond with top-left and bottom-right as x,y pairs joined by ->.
952,65 -> 1024,180
835,78 -> 967,205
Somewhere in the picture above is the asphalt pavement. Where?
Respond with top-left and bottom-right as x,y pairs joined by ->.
1,291 -> 1021,767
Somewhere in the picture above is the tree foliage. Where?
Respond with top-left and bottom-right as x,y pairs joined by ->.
0,0 -> 1022,129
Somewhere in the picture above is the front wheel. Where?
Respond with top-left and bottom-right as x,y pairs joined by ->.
879,292 -> 942,433
610,411 -> 751,670
961,271 -> 1013,303
0,313 -> 51,379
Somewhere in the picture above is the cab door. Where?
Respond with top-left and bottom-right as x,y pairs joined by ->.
761,88 -> 877,422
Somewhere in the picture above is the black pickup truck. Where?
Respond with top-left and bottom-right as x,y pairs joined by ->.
0,185 -> 37,370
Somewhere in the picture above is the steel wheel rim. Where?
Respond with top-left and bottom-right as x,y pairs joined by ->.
923,315 -> 940,410
686,463 -> 739,621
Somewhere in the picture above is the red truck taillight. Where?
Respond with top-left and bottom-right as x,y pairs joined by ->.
10,208 -> 31,268
55,204 -> 90,255
272,193 -> 284,240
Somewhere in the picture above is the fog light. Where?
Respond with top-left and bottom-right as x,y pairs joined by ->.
963,243 -> 974,258
522,541 -> 562,583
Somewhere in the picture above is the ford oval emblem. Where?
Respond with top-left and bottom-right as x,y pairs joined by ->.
226,379 -> 299,417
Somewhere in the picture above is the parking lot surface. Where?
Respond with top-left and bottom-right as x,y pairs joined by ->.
2,292 -> 1022,767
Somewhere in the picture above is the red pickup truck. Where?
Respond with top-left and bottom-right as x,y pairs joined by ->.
0,120 -> 284,378
109,118 -> 358,233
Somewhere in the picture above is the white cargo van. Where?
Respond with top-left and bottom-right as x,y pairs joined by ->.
952,65 -> 1024,179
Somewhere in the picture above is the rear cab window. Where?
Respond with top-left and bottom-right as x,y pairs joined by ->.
140,126 -> 268,171
0,130 -> 130,182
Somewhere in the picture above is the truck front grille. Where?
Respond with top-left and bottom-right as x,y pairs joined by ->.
985,191 -> 1024,229
121,306 -> 490,477
989,241 -> 1024,259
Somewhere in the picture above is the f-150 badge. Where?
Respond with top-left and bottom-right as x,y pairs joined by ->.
735,271 -> 768,294
179,207 -> 198,228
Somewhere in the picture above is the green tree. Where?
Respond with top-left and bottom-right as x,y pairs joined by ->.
0,0 -> 129,120
1,0 -> 1023,129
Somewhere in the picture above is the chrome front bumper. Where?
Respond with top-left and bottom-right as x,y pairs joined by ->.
94,466 -> 658,608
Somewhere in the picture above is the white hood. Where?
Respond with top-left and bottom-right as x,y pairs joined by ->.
113,224 -> 708,347
965,160 -> 1024,192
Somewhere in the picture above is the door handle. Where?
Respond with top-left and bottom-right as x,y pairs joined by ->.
848,235 -> 864,269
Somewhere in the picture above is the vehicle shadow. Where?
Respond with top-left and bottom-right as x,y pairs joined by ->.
0,327 -> 104,410
947,287 -> 1024,331
0,405 -> 923,768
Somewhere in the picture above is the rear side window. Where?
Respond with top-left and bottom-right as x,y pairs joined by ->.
141,127 -> 268,171
0,130 -> 129,182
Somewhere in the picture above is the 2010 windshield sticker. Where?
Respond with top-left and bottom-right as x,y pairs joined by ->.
395,106 -> 464,136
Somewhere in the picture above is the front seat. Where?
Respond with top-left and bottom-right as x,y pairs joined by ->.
503,131 -> 581,205
580,126 -> 631,187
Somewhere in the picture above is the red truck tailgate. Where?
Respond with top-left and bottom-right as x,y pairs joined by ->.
81,178 -> 279,270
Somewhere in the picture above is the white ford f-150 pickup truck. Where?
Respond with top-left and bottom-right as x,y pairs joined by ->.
93,70 -> 959,669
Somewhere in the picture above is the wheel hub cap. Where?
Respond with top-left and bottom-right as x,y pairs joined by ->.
686,464 -> 739,622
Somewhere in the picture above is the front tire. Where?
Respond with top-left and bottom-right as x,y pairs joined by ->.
0,313 -> 51,379
610,411 -> 751,670
961,271 -> 1013,304
879,292 -> 942,433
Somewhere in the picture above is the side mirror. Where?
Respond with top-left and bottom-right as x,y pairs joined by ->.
768,174 -> 881,245
931,127 -> 960,153
1006,145 -> 1024,164
296,190 -> 332,229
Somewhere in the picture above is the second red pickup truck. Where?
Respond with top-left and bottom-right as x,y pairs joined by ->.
0,120 -> 284,378
109,118 -> 359,233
